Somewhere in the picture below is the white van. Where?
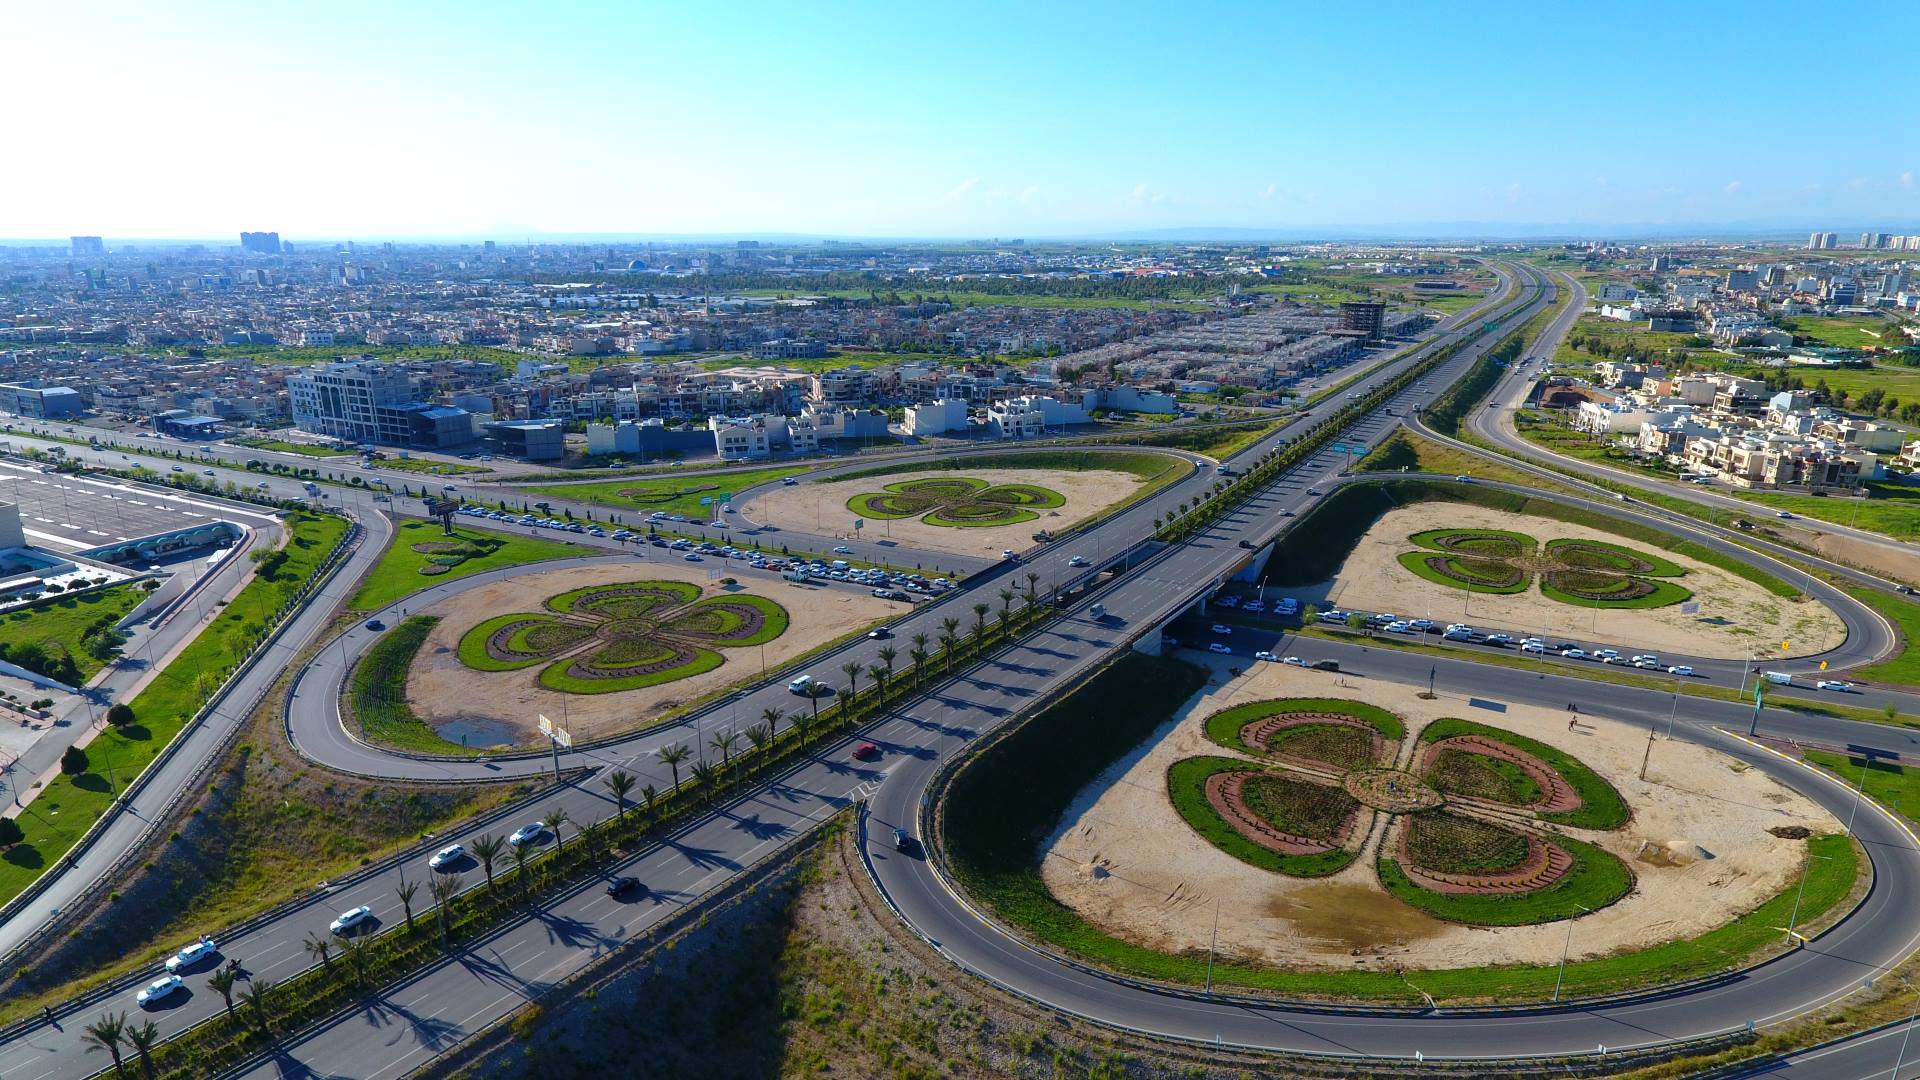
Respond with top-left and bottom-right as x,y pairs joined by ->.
787,675 -> 816,695
1762,671 -> 1794,686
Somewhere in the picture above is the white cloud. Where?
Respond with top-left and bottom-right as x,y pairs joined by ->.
1592,176 -> 1610,187
1258,183 -> 1277,200
1847,176 -> 1868,191
1902,171 -> 1915,190
1723,179 -> 1743,194
943,177 -> 982,200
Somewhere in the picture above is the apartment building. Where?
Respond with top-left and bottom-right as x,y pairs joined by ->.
288,360 -> 473,449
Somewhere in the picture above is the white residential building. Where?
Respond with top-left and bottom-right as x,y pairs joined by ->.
904,398 -> 970,436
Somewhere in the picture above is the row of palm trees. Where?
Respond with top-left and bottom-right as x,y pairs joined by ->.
77,571 -> 1061,1077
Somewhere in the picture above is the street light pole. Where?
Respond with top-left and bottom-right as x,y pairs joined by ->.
1204,898 -> 1220,996
1785,853 -> 1834,945
1551,904 -> 1593,1002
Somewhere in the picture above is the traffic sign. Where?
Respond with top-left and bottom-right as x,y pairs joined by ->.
537,714 -> 573,748
699,496 -> 713,506
718,492 -> 732,504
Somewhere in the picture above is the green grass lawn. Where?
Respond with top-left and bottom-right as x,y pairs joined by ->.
371,457 -> 491,476
1844,586 -> 1920,689
1781,362 -> 1920,401
0,583 -> 147,683
698,350 -> 973,373
1378,834 -> 1634,925
1416,718 -> 1629,829
347,521 -> 585,612
513,464 -> 813,516
0,513 -> 349,905
1778,315 -> 1902,350
227,437 -> 354,458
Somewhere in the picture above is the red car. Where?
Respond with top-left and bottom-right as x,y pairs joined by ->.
852,743 -> 881,762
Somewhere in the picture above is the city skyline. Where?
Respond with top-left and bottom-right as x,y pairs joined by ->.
8,0 -> 1917,240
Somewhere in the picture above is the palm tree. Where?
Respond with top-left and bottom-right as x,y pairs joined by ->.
745,723 -> 770,776
657,743 -> 691,792
208,966 -> 240,1020
395,876 -> 418,930
429,873 -> 459,949
640,783 -> 658,826
997,588 -> 1015,624
303,933 -> 333,974
543,807 -> 571,852
708,730 -> 737,776
867,663 -> 889,709
971,603 -> 990,654
81,1012 -> 128,1077
940,616 -> 961,669
689,760 -> 718,803
909,632 -> 929,686
840,660 -> 862,709
791,706 -> 812,747
877,645 -> 897,693
760,706 -> 784,741
604,768 -> 636,821
1025,571 -> 1039,601
470,834 -> 505,893
239,979 -> 275,1039
510,839 -> 533,898
341,935 -> 369,989
126,1020 -> 159,1080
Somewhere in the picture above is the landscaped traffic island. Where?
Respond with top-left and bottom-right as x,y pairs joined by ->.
1399,528 -> 1693,609
360,562 -> 893,750
942,654 -> 1859,1003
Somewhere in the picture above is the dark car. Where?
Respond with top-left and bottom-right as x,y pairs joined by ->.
1237,539 -> 1254,549
1311,659 -> 1340,672
606,876 -> 640,896
365,619 -> 385,631
893,827 -> 915,853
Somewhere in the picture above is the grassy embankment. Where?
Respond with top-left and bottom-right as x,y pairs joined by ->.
942,652 -> 1859,1001
0,513 -> 349,905
512,464 -> 813,518
347,521 -> 585,613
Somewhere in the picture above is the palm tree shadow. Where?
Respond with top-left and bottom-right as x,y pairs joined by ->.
255,1048 -> 354,1080
358,990 -> 468,1052
531,907 -> 611,950
659,837 -> 741,871
718,810 -> 790,841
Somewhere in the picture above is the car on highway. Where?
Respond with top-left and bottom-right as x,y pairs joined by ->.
867,626 -> 891,638
1067,555 -> 1089,567
1776,511 -> 1794,519
781,477 -> 799,485
1209,623 -> 1233,635
166,936 -> 218,972
1560,648 -> 1588,660
1311,659 -> 1340,671
137,974 -> 184,1006
508,823 -> 547,847
1001,549 -> 1018,561
429,844 -> 465,870
832,545 -> 854,554
365,619 -> 385,631
1318,609 -> 1349,623
1668,665 -> 1694,677
1385,620 -> 1413,633
329,905 -> 373,935
1817,680 -> 1853,692
1207,642 -> 1232,655
683,553 -> 702,561
1253,650 -> 1277,661
1283,656 -> 1309,667
1453,475 -> 1472,482
893,827 -> 915,853
1520,638 -> 1546,654
1484,633 -> 1512,646
170,464 -> 184,472
1213,595 -> 1238,608
852,742 -> 881,762
606,875 -> 641,896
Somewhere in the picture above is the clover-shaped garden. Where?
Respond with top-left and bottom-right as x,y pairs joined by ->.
1399,529 -> 1692,609
1169,699 -> 1633,924
848,476 -> 1065,528
456,581 -> 788,694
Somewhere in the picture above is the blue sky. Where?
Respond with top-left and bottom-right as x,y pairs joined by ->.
8,0 -> 1918,239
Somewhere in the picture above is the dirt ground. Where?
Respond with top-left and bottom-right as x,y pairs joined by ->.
741,466 -> 1144,560
1039,657 -> 1838,972
405,563 -> 892,744
1307,504 -> 1848,660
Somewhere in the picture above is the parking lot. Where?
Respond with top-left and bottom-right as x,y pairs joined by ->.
0,460 -> 274,552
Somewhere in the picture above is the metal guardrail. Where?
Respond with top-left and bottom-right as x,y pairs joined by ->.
0,514 -> 364,978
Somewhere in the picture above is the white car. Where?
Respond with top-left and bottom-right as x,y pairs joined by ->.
1067,555 -> 1089,568
1632,658 -> 1662,669
1207,643 -> 1232,655
1210,624 -> 1233,635
1561,648 -> 1588,660
1384,620 -> 1412,633
1667,665 -> 1694,676
832,545 -> 854,554
329,905 -> 373,935
1283,656 -> 1309,668
1253,650 -> 1278,661
1594,649 -> 1621,660
165,937 -> 217,972
1001,549 -> 1018,561
1445,624 -> 1473,636
1816,680 -> 1853,692
1214,595 -> 1239,608
508,822 -> 547,847
1485,633 -> 1512,645
429,844 -> 465,871
1520,641 -> 1546,654
136,975 -> 184,1005
1242,600 -> 1266,613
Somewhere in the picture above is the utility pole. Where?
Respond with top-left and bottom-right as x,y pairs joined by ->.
1639,721 -> 1656,781
1204,898 -> 1220,996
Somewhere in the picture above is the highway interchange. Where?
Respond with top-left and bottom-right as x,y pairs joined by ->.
4,263 -> 1920,1077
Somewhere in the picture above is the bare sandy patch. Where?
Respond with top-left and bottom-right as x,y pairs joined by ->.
1308,504 -> 1846,660
741,467 -> 1144,561
1038,658 -> 1837,972
405,562 -> 892,745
